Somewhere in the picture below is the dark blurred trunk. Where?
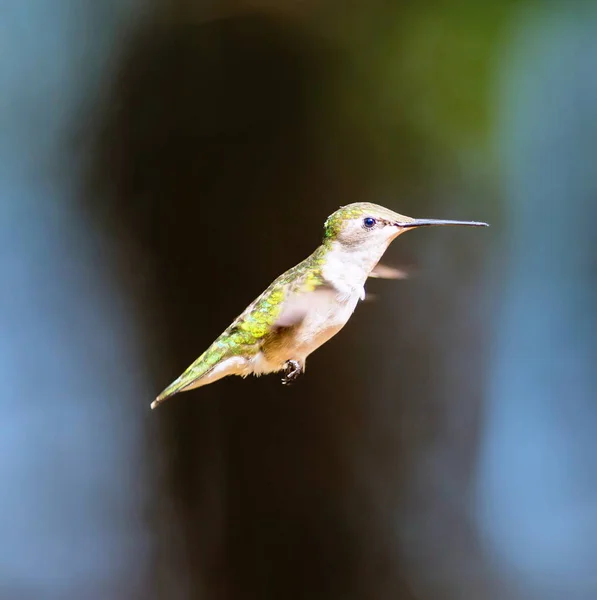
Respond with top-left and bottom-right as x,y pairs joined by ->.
91,10 -> 421,600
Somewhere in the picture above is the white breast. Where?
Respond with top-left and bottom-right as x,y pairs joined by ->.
285,243 -> 374,360
293,286 -> 362,361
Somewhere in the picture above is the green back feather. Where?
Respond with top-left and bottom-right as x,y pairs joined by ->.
155,245 -> 329,401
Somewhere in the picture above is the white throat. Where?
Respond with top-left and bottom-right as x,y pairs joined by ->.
321,240 -> 391,297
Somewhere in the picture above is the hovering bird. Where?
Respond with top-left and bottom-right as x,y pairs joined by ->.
152,202 -> 487,408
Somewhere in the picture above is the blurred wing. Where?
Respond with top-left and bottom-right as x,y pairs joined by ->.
364,264 -> 412,303
274,283 -> 338,328
370,263 -> 410,279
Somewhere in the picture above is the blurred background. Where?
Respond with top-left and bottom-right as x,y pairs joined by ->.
2,1 -> 597,598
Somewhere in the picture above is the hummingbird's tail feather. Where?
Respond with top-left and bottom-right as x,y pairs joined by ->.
151,348 -> 250,409
151,373 -> 199,409
152,345 -> 225,409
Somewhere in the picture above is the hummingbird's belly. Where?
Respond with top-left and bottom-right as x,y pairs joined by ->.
291,293 -> 359,359
297,323 -> 344,358
258,322 -> 345,371
257,290 -> 360,371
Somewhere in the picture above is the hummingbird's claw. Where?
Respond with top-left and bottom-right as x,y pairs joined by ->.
281,360 -> 303,385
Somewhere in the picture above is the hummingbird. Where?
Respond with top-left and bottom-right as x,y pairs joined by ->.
152,203 -> 487,409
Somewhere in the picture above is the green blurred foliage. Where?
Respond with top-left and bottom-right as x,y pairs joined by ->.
311,1 -> 520,182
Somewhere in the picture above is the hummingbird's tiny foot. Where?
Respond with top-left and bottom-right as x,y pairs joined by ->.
281,360 -> 303,385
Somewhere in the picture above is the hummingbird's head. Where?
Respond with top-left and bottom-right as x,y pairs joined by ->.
323,202 -> 488,252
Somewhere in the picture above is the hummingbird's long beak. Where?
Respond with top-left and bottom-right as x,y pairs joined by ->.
396,219 -> 489,228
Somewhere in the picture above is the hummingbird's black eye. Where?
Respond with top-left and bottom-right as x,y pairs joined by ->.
363,217 -> 377,229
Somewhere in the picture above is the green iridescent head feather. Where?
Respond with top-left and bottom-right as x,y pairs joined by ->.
323,202 -> 413,242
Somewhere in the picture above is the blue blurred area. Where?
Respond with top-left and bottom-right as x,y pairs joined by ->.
0,1 -> 154,598
475,5 -> 597,598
